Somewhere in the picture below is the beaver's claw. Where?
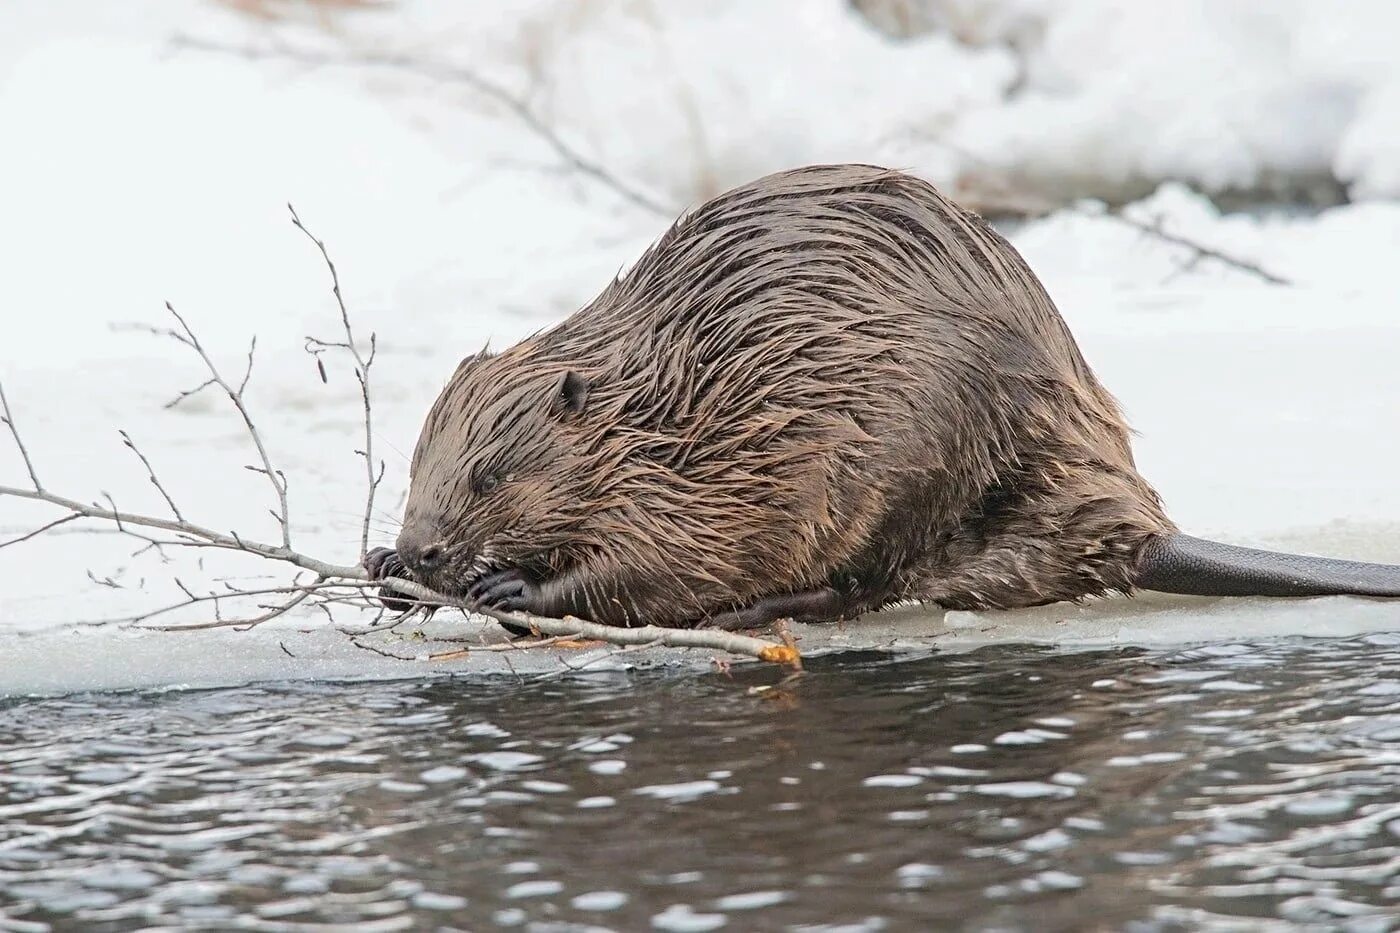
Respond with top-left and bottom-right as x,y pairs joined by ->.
365,546 -> 417,612
468,567 -> 540,612
467,568 -> 541,637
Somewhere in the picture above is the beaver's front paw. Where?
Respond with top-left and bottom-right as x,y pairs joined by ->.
468,568 -> 543,637
468,568 -> 542,612
365,546 -> 417,612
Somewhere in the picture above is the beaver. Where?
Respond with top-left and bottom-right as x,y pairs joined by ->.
366,163 -> 1400,630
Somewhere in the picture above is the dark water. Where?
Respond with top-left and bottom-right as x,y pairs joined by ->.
2,637 -> 1398,932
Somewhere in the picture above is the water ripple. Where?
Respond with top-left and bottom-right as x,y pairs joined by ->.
1,638 -> 1397,929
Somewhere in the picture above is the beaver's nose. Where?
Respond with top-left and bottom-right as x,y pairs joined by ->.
396,524 -> 447,575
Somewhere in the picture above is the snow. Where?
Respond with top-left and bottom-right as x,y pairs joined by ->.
915,0 -> 1400,203
1,1 -> 1398,697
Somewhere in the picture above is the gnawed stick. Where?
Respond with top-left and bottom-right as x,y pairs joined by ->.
0,477 -> 800,666
378,576 -> 800,666
0,212 -> 801,669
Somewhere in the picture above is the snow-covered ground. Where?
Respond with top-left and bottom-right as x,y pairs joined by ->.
2,1 -> 1398,696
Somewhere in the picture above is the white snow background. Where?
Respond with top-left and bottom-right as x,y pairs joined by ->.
1,0 -> 1398,695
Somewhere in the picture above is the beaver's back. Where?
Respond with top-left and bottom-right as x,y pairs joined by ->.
559,164 -> 1124,448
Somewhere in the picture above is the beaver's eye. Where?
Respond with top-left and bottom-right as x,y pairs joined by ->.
476,473 -> 501,495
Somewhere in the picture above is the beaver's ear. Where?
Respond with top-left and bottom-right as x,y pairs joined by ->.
550,370 -> 589,418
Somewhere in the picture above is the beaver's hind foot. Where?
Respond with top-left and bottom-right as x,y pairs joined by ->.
706,587 -> 849,631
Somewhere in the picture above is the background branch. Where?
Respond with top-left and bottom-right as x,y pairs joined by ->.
1103,209 -> 1291,286
973,191 -> 1293,287
172,35 -> 674,217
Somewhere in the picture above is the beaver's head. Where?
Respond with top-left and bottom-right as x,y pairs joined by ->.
395,349 -> 592,595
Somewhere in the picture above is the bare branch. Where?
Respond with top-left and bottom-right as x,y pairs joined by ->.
1105,209 -> 1291,286
0,237 -> 801,668
81,579 -> 339,630
289,205 -> 378,561
119,430 -> 184,522
428,636 -> 574,660
900,131 -> 1295,287
0,476 -> 800,664
86,570 -> 122,589
172,36 -> 673,216
0,483 -> 345,575
0,381 -> 43,491
146,587 -> 317,631
101,492 -> 125,533
0,513 -> 81,550
347,636 -> 419,662
532,638 -> 666,682
972,190 -> 1292,287
164,377 -> 217,410
376,571 -> 801,665
164,301 -> 292,546
238,336 -> 258,396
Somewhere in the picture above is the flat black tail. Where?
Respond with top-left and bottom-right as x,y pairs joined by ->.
1135,533 -> 1400,599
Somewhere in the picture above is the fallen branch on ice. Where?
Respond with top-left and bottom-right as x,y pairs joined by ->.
0,210 -> 799,669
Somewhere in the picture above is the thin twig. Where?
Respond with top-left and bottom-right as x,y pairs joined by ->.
164,302 -> 293,546
972,189 -> 1292,287
84,579 -> 339,630
533,638 -> 664,682
86,570 -> 122,589
144,587 -> 318,631
429,635 -> 576,660
164,377 -> 216,410
238,337 -> 258,396
500,651 -> 524,685
1,483 -> 342,575
0,513 -> 81,549
0,381 -> 43,491
172,36 -> 673,216
908,132 -> 1293,286
348,636 -> 419,661
1105,210 -> 1291,286
119,430 -> 184,522
289,205 -> 379,561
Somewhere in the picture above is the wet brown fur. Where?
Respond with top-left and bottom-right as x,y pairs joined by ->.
397,164 -> 1175,627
